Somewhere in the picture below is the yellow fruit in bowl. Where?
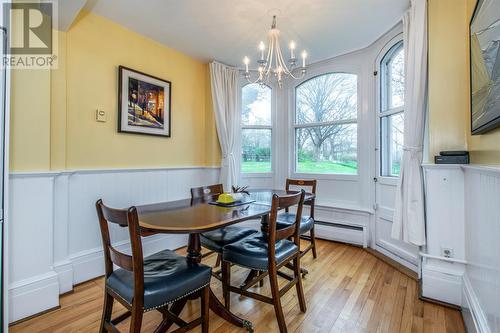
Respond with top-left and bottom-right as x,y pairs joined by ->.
217,193 -> 235,204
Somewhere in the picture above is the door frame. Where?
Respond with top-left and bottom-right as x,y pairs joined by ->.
372,33 -> 419,272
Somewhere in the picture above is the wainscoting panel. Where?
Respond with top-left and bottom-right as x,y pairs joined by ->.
423,164 -> 500,333
8,167 -> 219,323
463,166 -> 500,333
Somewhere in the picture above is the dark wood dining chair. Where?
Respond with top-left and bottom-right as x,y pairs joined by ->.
96,199 -> 211,333
221,191 -> 307,333
279,178 -> 318,259
190,184 -> 258,270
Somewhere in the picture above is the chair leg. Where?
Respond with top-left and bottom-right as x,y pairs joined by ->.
269,266 -> 287,333
129,304 -> 143,333
293,256 -> 307,313
201,286 -> 210,333
221,260 -> 231,309
215,253 -> 221,268
99,291 -> 114,333
259,271 -> 264,287
310,225 -> 318,259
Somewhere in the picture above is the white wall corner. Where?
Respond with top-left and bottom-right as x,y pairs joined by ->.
462,273 -> 492,333
8,271 -> 60,323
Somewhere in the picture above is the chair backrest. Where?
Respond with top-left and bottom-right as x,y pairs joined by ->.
285,178 -> 317,194
190,184 -> 224,204
267,190 -> 305,261
285,178 -> 317,216
95,200 -> 145,294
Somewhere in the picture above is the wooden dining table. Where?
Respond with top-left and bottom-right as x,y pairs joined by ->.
136,189 -> 315,332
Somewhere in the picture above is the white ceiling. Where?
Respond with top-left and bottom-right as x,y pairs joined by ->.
81,0 -> 409,67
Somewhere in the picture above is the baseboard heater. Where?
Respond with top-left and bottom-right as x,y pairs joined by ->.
314,221 -> 365,247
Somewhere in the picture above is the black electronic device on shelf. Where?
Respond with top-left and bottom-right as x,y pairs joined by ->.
434,151 -> 470,164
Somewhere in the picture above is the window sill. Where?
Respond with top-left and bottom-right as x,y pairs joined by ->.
240,173 -> 273,178
291,172 -> 359,182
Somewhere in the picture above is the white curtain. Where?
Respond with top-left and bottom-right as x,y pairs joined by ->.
391,0 -> 428,246
209,62 -> 239,190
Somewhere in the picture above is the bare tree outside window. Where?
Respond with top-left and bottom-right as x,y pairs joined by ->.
295,73 -> 358,174
380,43 -> 405,177
241,84 -> 272,173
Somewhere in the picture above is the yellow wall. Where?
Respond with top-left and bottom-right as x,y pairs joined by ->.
10,11 -> 220,171
428,0 -> 500,164
428,0 -> 468,159
10,69 -> 52,171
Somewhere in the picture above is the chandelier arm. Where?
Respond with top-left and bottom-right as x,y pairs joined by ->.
275,39 -> 292,75
288,70 -> 306,80
265,34 -> 274,77
244,72 -> 265,85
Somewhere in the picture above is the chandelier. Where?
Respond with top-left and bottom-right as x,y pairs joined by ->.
243,15 -> 307,87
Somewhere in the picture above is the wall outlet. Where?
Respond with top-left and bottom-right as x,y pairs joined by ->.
441,247 -> 454,258
96,109 -> 106,122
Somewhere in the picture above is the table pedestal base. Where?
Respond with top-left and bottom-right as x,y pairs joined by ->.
187,234 -> 253,332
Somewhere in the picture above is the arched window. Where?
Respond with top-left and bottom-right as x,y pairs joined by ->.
294,73 -> 358,175
241,83 -> 272,173
380,42 -> 404,177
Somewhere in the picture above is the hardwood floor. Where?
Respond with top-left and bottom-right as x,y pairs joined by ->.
10,240 -> 465,333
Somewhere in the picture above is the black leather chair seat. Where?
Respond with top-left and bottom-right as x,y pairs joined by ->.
222,233 -> 298,271
106,249 -> 211,311
276,213 -> 314,235
201,225 -> 258,252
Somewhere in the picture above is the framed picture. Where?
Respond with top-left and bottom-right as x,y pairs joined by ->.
118,66 -> 171,137
470,0 -> 500,134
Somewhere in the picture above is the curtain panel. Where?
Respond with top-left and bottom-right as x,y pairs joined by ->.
391,0 -> 428,246
209,62 -> 239,190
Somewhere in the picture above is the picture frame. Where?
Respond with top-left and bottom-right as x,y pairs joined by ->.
470,0 -> 500,135
118,66 -> 171,137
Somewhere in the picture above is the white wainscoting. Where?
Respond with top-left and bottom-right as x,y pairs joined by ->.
8,166 -> 219,323
423,164 -> 500,333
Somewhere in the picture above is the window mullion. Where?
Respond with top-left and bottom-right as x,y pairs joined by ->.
241,125 -> 272,130
379,107 -> 404,118
293,118 -> 357,128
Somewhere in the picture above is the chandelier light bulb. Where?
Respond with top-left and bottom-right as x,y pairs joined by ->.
289,40 -> 296,59
243,56 -> 250,73
301,50 -> 308,68
259,41 -> 265,60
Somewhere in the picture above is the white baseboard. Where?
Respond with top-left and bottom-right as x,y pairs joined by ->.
53,260 -> 73,294
8,271 -> 60,323
374,244 -> 418,272
462,274 -> 491,333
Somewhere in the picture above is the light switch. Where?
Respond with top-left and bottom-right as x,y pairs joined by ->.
96,109 -> 106,122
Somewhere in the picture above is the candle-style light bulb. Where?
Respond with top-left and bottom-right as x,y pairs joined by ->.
243,56 -> 250,73
301,50 -> 307,68
259,41 -> 265,60
289,40 -> 296,59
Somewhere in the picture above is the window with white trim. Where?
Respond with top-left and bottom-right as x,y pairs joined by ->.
294,73 -> 358,175
241,83 -> 272,173
380,42 -> 404,177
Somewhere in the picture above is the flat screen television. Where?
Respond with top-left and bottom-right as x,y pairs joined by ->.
470,0 -> 500,134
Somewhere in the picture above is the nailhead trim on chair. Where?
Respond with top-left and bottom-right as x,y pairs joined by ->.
144,282 -> 211,312
106,282 -> 211,312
